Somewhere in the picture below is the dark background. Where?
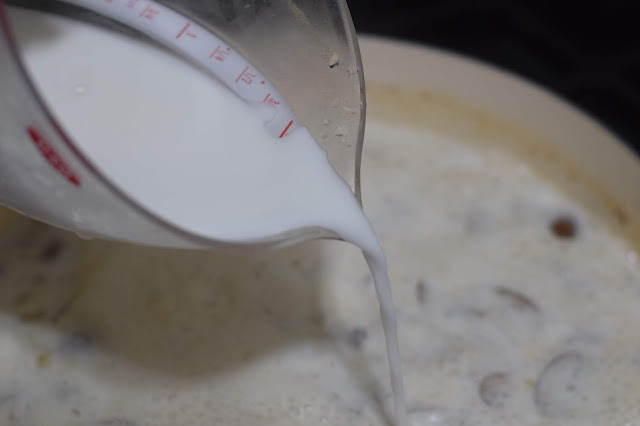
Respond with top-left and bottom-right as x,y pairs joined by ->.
347,0 -> 640,152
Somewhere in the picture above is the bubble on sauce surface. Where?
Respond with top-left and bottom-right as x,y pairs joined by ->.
478,372 -> 513,409
534,351 -> 587,417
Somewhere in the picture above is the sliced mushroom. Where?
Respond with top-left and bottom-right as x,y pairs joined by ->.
534,351 -> 585,417
494,287 -> 539,313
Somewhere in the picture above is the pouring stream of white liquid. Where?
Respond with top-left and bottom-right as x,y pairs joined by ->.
8,7 -> 408,426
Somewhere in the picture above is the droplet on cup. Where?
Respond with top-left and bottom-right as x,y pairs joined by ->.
71,212 -> 83,225
74,84 -> 88,95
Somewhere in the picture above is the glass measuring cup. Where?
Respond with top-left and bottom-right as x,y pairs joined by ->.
0,0 -> 365,250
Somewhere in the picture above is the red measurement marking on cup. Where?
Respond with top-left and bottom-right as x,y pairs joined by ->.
176,23 -> 197,39
235,66 -> 256,84
27,127 -> 80,186
68,0 -> 297,139
139,6 -> 159,20
209,45 -> 230,62
279,121 -> 294,138
262,93 -> 280,106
